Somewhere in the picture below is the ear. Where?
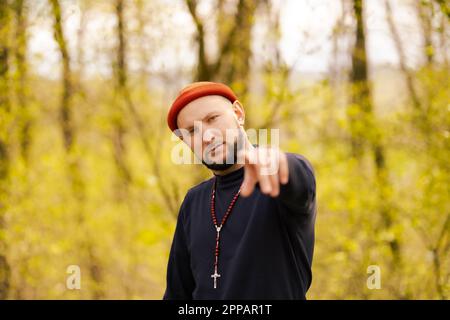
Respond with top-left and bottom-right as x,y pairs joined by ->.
232,100 -> 245,127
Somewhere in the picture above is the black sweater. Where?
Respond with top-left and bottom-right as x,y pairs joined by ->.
163,153 -> 316,300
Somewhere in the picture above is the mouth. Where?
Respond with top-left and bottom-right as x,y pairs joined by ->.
207,142 -> 224,156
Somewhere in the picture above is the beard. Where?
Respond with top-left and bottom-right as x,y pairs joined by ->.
202,131 -> 245,171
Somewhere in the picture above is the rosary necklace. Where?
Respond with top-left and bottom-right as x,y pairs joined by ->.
209,177 -> 241,289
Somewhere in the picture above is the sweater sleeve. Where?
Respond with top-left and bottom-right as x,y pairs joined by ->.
278,153 -> 316,214
163,195 -> 196,300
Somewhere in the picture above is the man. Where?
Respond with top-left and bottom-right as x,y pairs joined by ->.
163,82 -> 316,299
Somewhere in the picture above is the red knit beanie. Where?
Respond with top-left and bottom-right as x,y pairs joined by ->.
167,81 -> 238,132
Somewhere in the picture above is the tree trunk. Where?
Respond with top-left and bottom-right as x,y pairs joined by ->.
223,0 -> 257,98
112,0 -> 132,196
113,0 -> 181,214
50,0 -> 105,299
49,0 -> 73,151
348,0 -> 371,157
385,0 -> 421,111
185,0 -> 210,80
0,0 -> 11,300
350,0 -> 402,293
186,0 -> 258,94
416,0 -> 435,66
13,0 -> 30,163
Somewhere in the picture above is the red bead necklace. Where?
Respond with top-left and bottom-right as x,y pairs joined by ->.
210,177 -> 241,289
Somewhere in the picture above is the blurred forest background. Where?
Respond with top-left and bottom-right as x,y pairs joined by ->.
0,0 -> 449,299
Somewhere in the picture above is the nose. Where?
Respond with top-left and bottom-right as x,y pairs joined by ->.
202,127 -> 216,144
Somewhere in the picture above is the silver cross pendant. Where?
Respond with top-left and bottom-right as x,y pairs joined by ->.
211,270 -> 221,289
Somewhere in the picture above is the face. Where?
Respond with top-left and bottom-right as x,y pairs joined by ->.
176,95 -> 245,171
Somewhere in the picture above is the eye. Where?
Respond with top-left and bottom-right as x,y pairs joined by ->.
208,115 -> 218,123
189,126 -> 200,135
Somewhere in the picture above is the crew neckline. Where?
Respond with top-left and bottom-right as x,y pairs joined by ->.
213,166 -> 244,189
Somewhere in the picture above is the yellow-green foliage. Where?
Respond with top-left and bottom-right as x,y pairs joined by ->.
0,1 -> 448,300
4,64 -> 448,299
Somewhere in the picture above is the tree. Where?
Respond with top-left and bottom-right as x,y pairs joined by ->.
0,0 -> 11,300
384,0 -> 421,111
49,0 -> 73,152
112,0 -> 132,196
50,0 -> 105,299
185,0 -> 259,97
348,0 -> 371,157
111,0 -> 182,214
349,0 -> 403,296
387,0 -> 450,299
13,0 -> 30,163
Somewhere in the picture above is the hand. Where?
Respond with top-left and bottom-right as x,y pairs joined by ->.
239,146 -> 289,198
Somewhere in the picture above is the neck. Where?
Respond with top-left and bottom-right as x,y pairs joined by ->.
212,163 -> 244,176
